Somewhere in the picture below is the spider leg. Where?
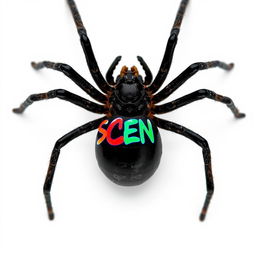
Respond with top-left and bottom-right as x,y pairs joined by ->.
43,117 -> 105,220
31,61 -> 107,104
152,61 -> 234,103
106,56 -> 122,85
153,116 -> 214,221
153,89 -> 245,118
137,56 -> 153,86
67,0 -> 110,93
13,89 -> 106,114
148,0 -> 189,93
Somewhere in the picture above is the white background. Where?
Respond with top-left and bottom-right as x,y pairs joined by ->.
0,0 -> 256,255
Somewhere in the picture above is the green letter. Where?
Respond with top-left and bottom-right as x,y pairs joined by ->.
139,119 -> 155,144
124,119 -> 140,145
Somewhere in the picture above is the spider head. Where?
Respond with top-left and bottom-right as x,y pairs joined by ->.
116,66 -> 143,86
111,66 -> 148,116
115,66 -> 144,102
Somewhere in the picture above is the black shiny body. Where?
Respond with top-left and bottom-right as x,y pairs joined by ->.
96,116 -> 162,186
13,0 -> 245,221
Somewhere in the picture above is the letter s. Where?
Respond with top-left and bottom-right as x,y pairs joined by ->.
97,120 -> 109,145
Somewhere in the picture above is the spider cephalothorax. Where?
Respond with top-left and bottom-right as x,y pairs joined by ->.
108,66 -> 150,116
14,0 -> 245,221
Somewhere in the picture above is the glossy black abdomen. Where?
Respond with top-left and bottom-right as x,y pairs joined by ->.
95,116 -> 162,186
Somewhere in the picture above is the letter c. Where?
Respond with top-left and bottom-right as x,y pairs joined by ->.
107,118 -> 124,146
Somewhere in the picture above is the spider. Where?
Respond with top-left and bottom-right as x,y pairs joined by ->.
13,0 -> 245,221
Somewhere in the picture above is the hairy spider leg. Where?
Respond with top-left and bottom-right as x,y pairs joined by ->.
152,61 -> 234,104
67,0 -> 110,93
12,89 -> 106,114
153,89 -> 245,118
153,117 -> 214,221
106,56 -> 122,85
31,61 -> 107,104
43,117 -> 105,220
137,56 -> 153,86
148,0 -> 189,93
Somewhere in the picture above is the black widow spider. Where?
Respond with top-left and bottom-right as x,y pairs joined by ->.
13,0 -> 245,221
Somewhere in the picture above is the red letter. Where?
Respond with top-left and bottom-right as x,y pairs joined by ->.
107,118 -> 124,146
97,120 -> 109,145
